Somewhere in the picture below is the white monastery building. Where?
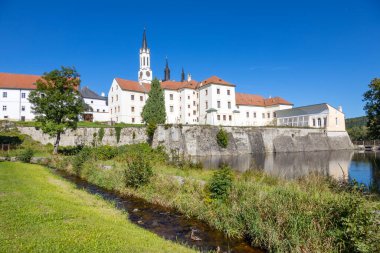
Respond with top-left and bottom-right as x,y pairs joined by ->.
0,72 -> 109,122
109,29 -> 296,126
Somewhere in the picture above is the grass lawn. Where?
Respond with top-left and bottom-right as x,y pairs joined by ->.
0,162 -> 195,253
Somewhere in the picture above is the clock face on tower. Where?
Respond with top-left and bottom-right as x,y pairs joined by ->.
146,71 -> 151,77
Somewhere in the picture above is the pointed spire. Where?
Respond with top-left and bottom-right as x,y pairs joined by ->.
142,28 -> 148,50
164,57 -> 170,81
181,67 -> 185,82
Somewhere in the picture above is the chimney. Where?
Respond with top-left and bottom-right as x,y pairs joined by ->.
338,106 -> 343,112
101,92 -> 105,97
187,73 -> 192,82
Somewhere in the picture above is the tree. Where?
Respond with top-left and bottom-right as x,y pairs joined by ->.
363,78 -> 380,140
141,78 -> 166,124
29,67 -> 86,154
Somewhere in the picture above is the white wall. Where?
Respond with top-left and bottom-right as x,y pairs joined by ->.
0,88 -> 34,121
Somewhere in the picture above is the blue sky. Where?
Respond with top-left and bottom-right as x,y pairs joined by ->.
0,0 -> 379,118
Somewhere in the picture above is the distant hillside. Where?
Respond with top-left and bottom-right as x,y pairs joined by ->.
345,116 -> 368,128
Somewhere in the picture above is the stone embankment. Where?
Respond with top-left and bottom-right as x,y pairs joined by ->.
16,125 -> 354,156
152,125 -> 354,156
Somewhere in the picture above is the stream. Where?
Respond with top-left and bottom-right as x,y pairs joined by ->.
53,169 -> 263,253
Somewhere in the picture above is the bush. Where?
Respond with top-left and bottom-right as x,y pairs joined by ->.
208,164 -> 233,200
18,148 -> 34,163
216,128 -> 228,148
123,155 -> 153,188
58,145 -> 83,156
95,145 -> 118,160
71,148 -> 92,175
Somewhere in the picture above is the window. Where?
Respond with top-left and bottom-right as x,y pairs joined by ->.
206,101 -> 208,109
318,118 -> 321,127
246,112 -> 249,118
188,96 -> 190,100
170,106 -> 173,112
227,90 -> 230,95
170,94 -> 173,100
21,93 -> 26,98
97,109 -> 99,112
131,107 -> 135,112
132,118 -> 135,123
131,95 -> 134,100
229,115 -> 232,121
254,112 -> 256,118
223,115 -> 226,121
205,90 -> 208,96
111,109 -> 113,114
324,117 -> 327,126
313,118 -> 316,126
2,105 -> 6,111
217,101 -> 221,108
140,96 -> 143,101
91,100 -> 94,104
267,113 -> 270,118
116,95 -> 118,101
217,115 -> 220,120
262,113 -> 265,119
217,88 -> 220,94
273,112 -> 276,118
103,109 -> 105,112
188,104 -> 190,108
228,102 -> 231,109
188,113 -> 190,117
4,116 -> 8,119
118,106 -> 120,112
2,92 -> 7,98
192,110 -> 195,115
112,97 -> 114,103
21,116 -> 25,121
21,106 -> 25,111
336,118 -> 338,126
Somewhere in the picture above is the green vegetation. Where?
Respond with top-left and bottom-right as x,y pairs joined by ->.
363,78 -> 380,139
346,117 -> 369,141
98,127 -> 105,142
17,148 -> 34,163
216,128 -> 228,148
48,144 -> 380,253
346,116 -> 368,129
207,164 -> 233,200
115,126 -> 122,143
29,66 -> 86,154
142,78 -> 166,125
0,162 -> 194,253
123,155 -> 154,188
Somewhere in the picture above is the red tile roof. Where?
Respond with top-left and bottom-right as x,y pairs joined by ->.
115,78 -> 200,92
0,73 -> 40,89
200,75 -> 235,87
115,78 -> 151,93
236,92 -> 292,107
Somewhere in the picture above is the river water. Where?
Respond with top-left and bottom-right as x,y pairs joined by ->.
192,151 -> 380,193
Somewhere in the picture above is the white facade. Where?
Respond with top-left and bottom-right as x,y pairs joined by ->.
276,104 -> 346,131
0,88 -> 35,121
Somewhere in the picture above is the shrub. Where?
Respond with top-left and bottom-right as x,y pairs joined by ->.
123,155 -> 153,188
98,128 -> 105,142
216,128 -> 228,148
95,145 -> 117,160
208,164 -> 233,200
132,131 -> 136,140
71,148 -> 92,175
115,126 -> 122,143
58,145 -> 83,155
18,148 -> 34,163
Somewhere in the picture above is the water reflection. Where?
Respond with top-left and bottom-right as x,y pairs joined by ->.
192,151 -> 380,193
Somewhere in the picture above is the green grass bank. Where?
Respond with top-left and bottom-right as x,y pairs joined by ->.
0,162 -> 195,253
50,144 -> 380,253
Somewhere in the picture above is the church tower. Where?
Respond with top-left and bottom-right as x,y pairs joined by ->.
163,58 -> 170,81
138,29 -> 152,83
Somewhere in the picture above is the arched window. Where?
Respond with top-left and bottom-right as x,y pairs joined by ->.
143,57 -> 145,66
147,57 -> 149,66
